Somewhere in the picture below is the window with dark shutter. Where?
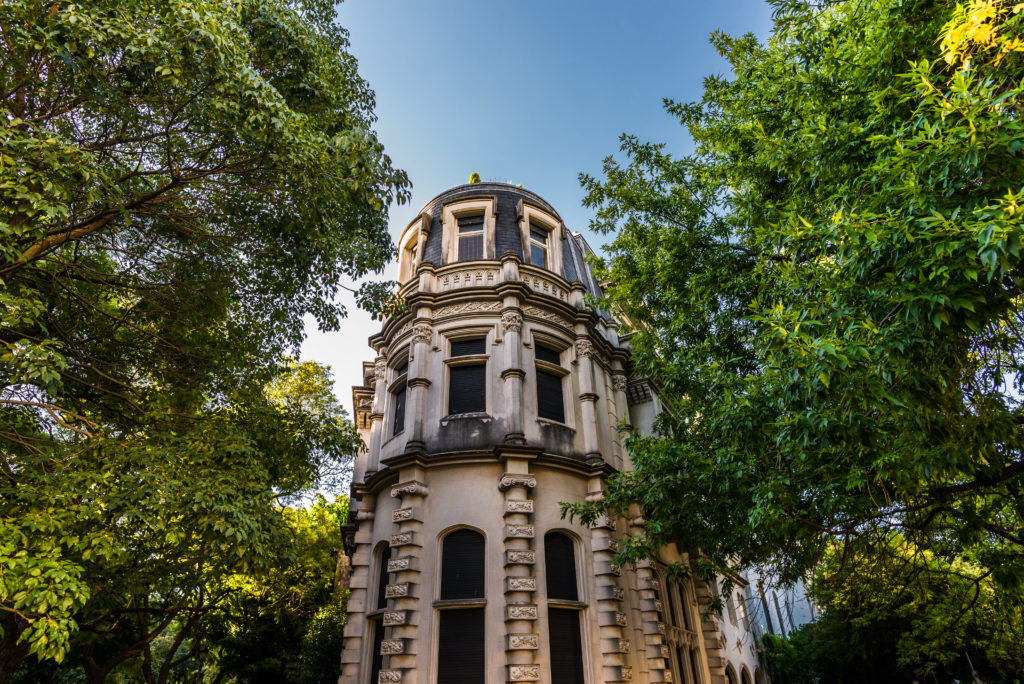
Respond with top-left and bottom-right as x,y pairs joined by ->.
548,608 -> 585,684
449,364 -> 485,414
457,215 -> 484,261
437,607 -> 485,683
369,619 -> 386,684
392,385 -> 406,435
440,529 -> 485,599
544,532 -> 578,601
448,337 -> 487,415
535,343 -> 566,424
544,532 -> 584,684
437,529 -> 486,682
376,544 -> 392,609
369,544 -> 392,684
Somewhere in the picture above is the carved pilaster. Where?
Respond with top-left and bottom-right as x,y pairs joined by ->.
589,485 -> 631,683
629,509 -> 671,683
501,304 -> 525,444
501,465 -> 538,682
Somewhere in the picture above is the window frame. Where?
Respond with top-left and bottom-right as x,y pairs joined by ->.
442,331 -> 491,418
433,527 -> 488,684
388,352 -> 410,438
516,200 -> 563,274
531,334 -> 572,428
366,541 -> 393,684
541,530 -> 587,684
441,197 -> 496,265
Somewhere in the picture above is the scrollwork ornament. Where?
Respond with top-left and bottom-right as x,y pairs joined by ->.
501,310 -> 523,334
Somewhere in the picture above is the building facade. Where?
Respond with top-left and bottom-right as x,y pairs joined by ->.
340,182 -> 766,684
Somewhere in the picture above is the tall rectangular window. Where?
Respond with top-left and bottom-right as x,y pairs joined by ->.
457,215 -> 484,261
437,529 -> 486,683
392,360 -> 408,435
392,386 -> 406,435
448,338 -> 486,415
529,223 -> 548,267
535,343 -> 566,423
544,532 -> 584,684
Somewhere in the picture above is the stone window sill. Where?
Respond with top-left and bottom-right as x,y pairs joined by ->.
536,417 -> 574,431
433,598 -> 487,609
546,599 -> 587,610
440,412 -> 492,426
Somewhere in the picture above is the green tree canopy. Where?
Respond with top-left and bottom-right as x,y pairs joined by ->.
570,0 -> 1024,671
1,0 -> 407,677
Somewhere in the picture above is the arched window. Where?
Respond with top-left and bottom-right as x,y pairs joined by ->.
544,532 -> 584,684
437,529 -> 485,682
368,543 -> 392,684
741,667 -> 753,684
726,664 -> 739,684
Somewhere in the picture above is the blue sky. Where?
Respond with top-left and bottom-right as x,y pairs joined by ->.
302,0 -> 775,414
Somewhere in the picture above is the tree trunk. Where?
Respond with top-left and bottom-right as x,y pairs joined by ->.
0,613 -> 30,684
334,549 -> 352,594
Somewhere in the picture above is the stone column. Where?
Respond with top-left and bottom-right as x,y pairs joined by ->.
339,493 -> 377,684
378,477 -> 429,684
575,338 -> 602,464
405,321 -> 433,453
629,509 -> 670,683
366,355 -> 388,476
501,308 -> 526,445
588,481 -> 632,683
610,369 -> 632,471
500,464 -> 540,683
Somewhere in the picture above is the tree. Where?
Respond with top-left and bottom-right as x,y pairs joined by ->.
0,0 -> 408,677
762,534 -> 1024,682
569,0 -> 1024,672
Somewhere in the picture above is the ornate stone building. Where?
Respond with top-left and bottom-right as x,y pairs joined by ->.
340,182 -> 766,684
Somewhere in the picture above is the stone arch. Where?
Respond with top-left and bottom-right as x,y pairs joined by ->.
741,664 -> 753,684
725,663 -> 740,684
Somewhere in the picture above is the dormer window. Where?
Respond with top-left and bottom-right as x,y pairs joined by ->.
457,214 -> 485,261
529,223 -> 548,268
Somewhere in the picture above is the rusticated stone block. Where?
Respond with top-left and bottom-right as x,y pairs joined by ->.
381,611 -> 406,626
600,611 -> 628,627
593,535 -> 619,552
504,524 -> 535,540
504,576 -> 537,593
504,549 -> 536,566
597,561 -> 621,576
590,514 -> 616,530
378,671 -> 401,683
653,599 -> 664,613
380,639 -> 404,655
504,499 -> 534,514
505,604 -> 538,620
387,557 -> 418,573
506,633 -> 539,650
507,665 -> 541,682
385,583 -> 410,599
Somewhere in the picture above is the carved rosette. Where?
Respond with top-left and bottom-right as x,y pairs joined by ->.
411,322 -> 432,345
575,338 -> 594,358
501,309 -> 523,334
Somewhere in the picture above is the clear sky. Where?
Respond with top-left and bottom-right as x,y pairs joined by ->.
302,0 -> 775,415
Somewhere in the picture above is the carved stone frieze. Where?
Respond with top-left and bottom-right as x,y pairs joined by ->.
504,524 -> 535,540
389,531 -> 414,546
522,305 -> 568,326
505,604 -> 538,620
507,633 -> 539,650
381,611 -> 406,626
505,576 -> 537,592
508,665 -> 541,682
385,583 -> 409,599
503,500 -> 534,514
391,507 -> 415,523
391,481 -> 429,498
505,550 -> 536,565
498,474 -> 536,491
387,557 -> 410,573
501,309 -> 523,333
378,671 -> 402,683
380,639 -> 404,655
520,273 -> 568,301
439,267 -> 499,291
432,300 -> 502,320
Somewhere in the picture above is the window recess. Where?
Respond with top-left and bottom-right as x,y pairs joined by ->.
391,359 -> 408,436
529,222 -> 548,268
534,342 -> 567,424
437,529 -> 486,683
447,337 -> 488,415
456,214 -> 485,261
544,532 -> 585,684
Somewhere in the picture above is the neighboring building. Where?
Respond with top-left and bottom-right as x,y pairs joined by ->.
340,181 -> 766,684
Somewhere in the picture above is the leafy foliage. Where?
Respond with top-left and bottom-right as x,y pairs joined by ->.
569,0 -> 1024,672
1,0 -> 406,675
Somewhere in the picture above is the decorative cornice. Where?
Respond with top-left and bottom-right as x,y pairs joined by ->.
407,377 -> 432,389
579,392 -> 599,403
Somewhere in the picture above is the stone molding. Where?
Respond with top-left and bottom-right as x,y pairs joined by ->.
500,368 -> 526,381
